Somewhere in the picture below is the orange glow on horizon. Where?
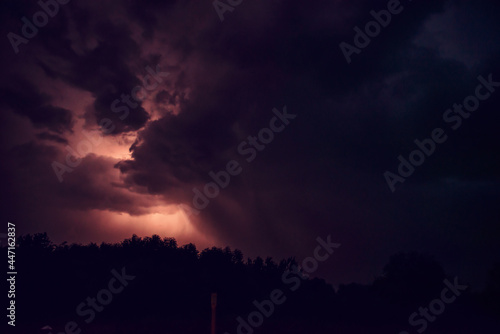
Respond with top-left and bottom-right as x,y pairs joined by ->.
60,206 -> 215,250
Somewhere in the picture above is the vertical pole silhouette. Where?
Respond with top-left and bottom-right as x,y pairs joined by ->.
211,293 -> 217,334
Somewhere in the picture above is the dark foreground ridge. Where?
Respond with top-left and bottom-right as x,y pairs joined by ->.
7,233 -> 500,333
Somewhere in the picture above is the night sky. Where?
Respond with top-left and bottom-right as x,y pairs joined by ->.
1,0 -> 499,290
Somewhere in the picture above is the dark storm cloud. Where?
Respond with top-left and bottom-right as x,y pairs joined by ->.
115,0 -> 454,199
0,140 -> 160,235
36,132 -> 69,144
1,0 -> 152,135
111,0 -> 500,284
35,19 -> 151,134
0,77 -> 73,134
1,0 -> 499,288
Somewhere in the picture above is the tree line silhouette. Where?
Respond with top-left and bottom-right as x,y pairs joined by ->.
7,233 -> 499,333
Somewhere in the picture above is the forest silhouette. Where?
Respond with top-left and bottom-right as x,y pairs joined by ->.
8,233 -> 499,333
